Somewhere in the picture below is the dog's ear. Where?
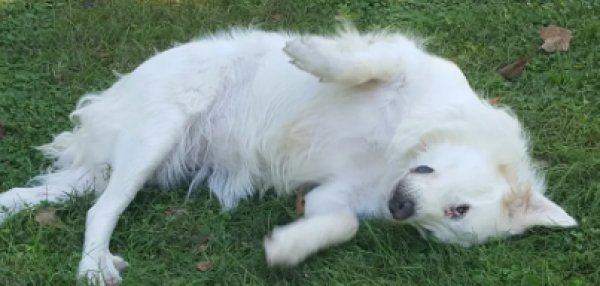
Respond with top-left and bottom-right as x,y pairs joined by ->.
505,190 -> 576,234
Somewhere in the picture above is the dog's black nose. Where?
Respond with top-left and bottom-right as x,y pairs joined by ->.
388,191 -> 415,220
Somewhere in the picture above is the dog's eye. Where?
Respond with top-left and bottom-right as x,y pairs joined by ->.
455,205 -> 470,216
412,165 -> 434,174
444,204 -> 470,219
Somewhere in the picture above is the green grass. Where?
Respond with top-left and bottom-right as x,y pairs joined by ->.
1,0 -> 599,285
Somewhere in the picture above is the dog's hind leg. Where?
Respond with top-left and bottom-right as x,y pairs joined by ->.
264,181 -> 359,266
283,29 -> 422,86
0,167 -> 108,224
77,109 -> 188,285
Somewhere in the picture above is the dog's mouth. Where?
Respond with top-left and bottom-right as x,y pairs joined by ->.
388,182 -> 417,220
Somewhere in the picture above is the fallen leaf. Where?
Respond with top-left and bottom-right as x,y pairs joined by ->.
488,96 -> 502,106
272,14 -> 283,21
540,25 -> 573,52
498,58 -> 529,81
96,51 -> 113,63
164,207 -> 188,217
35,207 -> 58,225
295,192 -> 305,216
196,261 -> 211,272
293,183 -> 320,216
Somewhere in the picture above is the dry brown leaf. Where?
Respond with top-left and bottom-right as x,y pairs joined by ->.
35,207 -> 58,225
294,183 -> 320,216
164,207 -> 188,217
488,96 -> 502,106
196,261 -> 211,272
540,25 -> 573,52
498,58 -> 529,81
295,192 -> 305,216
96,51 -> 113,62
272,14 -> 283,21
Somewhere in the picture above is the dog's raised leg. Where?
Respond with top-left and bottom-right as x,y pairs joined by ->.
264,182 -> 359,266
77,111 -> 187,285
283,32 -> 421,86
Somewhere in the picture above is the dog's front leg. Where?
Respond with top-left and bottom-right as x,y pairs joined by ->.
283,32 -> 420,86
264,182 -> 359,266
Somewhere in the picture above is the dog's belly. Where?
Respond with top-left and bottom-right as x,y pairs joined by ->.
149,33 -> 326,206
142,30 -> 403,208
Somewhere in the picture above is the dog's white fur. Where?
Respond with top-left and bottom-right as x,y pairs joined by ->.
0,26 -> 576,284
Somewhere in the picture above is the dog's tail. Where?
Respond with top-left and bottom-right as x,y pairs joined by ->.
37,92 -> 103,168
37,130 -> 78,168
33,91 -> 117,190
0,93 -> 113,224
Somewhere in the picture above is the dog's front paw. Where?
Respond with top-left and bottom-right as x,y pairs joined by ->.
264,227 -> 310,267
78,252 -> 128,286
284,37 -> 333,82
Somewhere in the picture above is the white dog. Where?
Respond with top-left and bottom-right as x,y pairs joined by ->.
0,25 -> 576,284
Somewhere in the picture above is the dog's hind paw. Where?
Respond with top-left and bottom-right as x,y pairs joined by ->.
78,252 -> 128,286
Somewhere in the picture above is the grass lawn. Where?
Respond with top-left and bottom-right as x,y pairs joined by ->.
1,0 -> 599,285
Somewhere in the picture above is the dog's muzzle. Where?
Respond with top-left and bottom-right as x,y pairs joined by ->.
388,184 -> 415,220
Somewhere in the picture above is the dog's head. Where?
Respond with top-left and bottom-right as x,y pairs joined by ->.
387,142 -> 576,246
